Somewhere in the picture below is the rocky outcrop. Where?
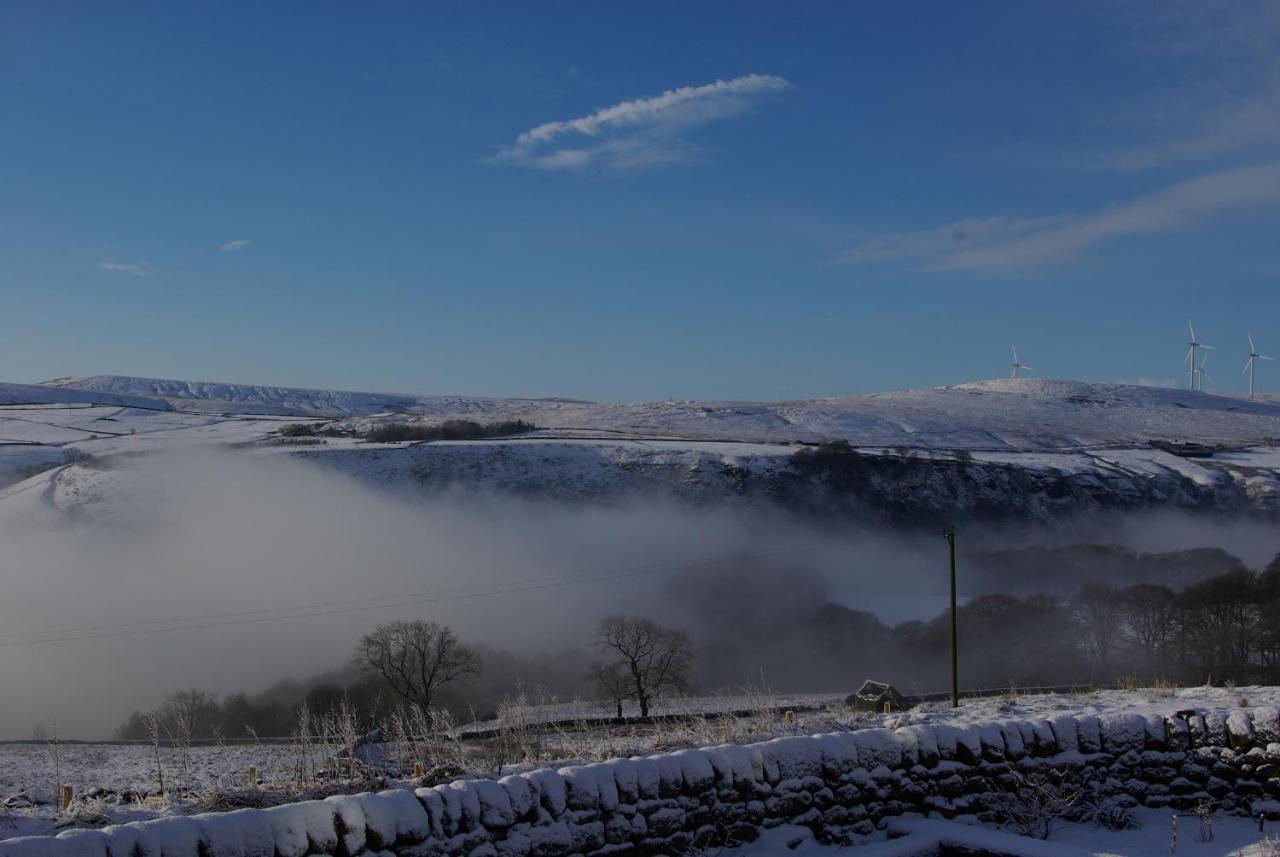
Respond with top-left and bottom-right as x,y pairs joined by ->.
294,441 -> 1280,526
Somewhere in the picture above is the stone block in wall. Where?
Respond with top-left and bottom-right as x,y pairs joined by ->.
854,730 -> 902,770
997,722 -> 1025,760
765,736 -> 825,780
199,807 -> 276,857
1252,707 -> 1280,744
1227,710 -> 1256,750
528,770 -> 568,816
98,823 -> 143,857
472,780 -> 516,829
1142,714 -> 1168,748
607,759 -> 640,804
892,727 -> 919,767
1166,716 -> 1191,751
932,725 -> 982,763
648,754 -> 685,796
646,807 -> 686,837
524,821 -> 572,857
975,724 -> 1006,761
500,775 -> 535,820
705,743 -> 762,787
1028,721 -> 1058,756
324,795 -> 367,855
1204,711 -> 1229,746
902,725 -> 939,767
1049,716 -> 1079,754
1076,716 -> 1102,753
1099,714 -> 1147,754
568,820 -> 605,853
629,758 -> 659,800
264,800 -> 338,856
359,789 -> 432,850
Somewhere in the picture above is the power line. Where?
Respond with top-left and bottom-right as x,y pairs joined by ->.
0,543 -> 830,649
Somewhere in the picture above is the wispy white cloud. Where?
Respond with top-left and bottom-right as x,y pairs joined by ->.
825,216 -> 1071,266
496,74 -> 791,172
831,162 -> 1280,271
1081,1 -> 1280,172
219,239 -> 252,252
97,261 -> 154,278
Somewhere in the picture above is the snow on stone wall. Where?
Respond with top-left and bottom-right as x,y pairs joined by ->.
6,706 -> 1280,857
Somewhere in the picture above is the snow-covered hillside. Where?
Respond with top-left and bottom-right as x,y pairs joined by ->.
8,374 -> 1280,523
40,374 -> 1280,448
42,375 -> 586,417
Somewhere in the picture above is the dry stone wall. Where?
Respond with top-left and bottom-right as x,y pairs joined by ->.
7,706 -> 1280,857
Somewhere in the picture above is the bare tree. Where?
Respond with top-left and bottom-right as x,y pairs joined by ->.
356,620 -> 481,711
1072,582 -> 1126,670
594,615 -> 693,717
588,660 -> 634,718
1120,583 -> 1177,664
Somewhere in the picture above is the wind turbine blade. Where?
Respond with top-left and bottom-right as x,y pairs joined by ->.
1262,355 -> 1275,361
1250,333 -> 1256,352
1202,343 -> 1215,351
1245,359 -> 1253,373
1188,319 -> 1196,340
1186,346 -> 1195,365
1012,345 -> 1018,361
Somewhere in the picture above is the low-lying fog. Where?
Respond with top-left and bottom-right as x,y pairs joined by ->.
1,449 -> 1277,738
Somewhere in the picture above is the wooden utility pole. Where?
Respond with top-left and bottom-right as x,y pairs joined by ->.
943,525 -> 959,708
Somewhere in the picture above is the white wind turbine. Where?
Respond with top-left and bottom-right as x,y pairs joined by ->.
1196,349 -> 1214,392
1186,320 -> 1213,391
1245,334 -> 1273,400
1010,346 -> 1033,379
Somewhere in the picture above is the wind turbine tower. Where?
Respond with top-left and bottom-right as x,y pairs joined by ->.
1186,321 -> 1213,391
1245,334 -> 1273,400
1010,346 -> 1033,379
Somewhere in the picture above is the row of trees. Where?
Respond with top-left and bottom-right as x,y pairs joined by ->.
117,556 -> 1280,739
117,615 -> 690,739
363,419 -> 536,443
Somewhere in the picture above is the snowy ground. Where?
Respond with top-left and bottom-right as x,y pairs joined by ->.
732,812 -> 1280,856
6,687 -> 1280,850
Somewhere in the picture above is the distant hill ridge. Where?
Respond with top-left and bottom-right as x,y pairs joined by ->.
40,375 -> 588,417
22,373 -> 1280,447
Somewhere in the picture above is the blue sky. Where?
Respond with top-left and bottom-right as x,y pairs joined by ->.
3,1 -> 1279,402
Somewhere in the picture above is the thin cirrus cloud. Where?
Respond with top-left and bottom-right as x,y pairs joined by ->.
830,161 -> 1280,272
97,261 -> 154,278
219,239 -> 252,252
1078,2 -> 1280,173
495,73 -> 791,172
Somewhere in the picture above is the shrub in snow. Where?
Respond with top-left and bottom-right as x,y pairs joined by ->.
988,766 -> 1085,840
1091,795 -> 1140,831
